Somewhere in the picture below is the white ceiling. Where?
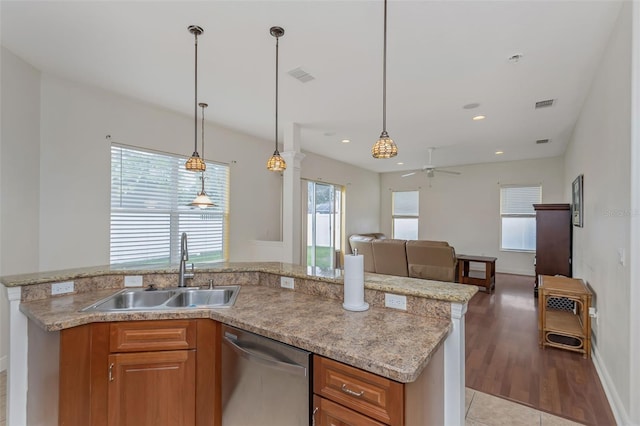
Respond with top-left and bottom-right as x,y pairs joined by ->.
0,1 -> 623,173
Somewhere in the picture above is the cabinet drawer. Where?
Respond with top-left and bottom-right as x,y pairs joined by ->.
313,395 -> 386,426
313,355 -> 403,425
110,320 -> 196,352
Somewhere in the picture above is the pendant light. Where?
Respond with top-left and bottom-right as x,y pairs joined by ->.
266,26 -> 287,172
190,102 -> 215,208
185,25 -> 207,172
371,0 -> 398,159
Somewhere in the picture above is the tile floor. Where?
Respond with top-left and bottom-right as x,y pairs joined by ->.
0,370 -> 582,426
466,388 -> 582,426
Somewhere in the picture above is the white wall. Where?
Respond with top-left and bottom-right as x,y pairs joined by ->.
380,157 -> 565,276
37,73 -> 283,268
0,47 -> 42,369
564,4 -> 633,423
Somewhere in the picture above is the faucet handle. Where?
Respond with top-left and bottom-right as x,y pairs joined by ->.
185,263 -> 195,279
208,279 -> 214,290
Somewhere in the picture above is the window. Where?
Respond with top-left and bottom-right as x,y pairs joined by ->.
500,185 -> 541,252
392,191 -> 419,240
110,144 -> 229,266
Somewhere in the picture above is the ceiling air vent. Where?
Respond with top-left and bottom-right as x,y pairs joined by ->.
536,139 -> 550,144
535,99 -> 555,109
288,67 -> 315,83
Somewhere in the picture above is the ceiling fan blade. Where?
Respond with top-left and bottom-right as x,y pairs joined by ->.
434,169 -> 461,175
401,172 -> 417,178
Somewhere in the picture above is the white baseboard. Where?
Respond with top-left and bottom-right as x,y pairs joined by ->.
0,355 -> 6,372
592,343 -> 632,425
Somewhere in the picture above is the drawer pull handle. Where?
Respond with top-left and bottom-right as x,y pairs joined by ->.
108,363 -> 114,382
312,407 -> 319,426
341,384 -> 364,397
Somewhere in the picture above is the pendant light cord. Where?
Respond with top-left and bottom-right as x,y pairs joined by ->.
201,104 -> 205,160
275,35 -> 279,154
382,0 -> 387,133
194,32 -> 199,154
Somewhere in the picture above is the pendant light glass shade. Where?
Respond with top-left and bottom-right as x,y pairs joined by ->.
190,102 -> 214,208
190,173 -> 215,208
185,25 -> 207,172
266,152 -> 286,171
267,26 -> 287,172
372,131 -> 397,158
371,0 -> 398,159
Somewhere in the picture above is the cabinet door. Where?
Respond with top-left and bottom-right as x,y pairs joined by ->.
108,350 -> 196,426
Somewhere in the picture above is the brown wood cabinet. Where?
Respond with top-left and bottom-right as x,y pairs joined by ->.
313,395 -> 387,426
312,350 -> 445,426
314,355 -> 404,425
59,319 -> 220,426
534,204 -> 572,296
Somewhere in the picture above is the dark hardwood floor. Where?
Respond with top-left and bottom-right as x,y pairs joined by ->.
465,273 -> 616,426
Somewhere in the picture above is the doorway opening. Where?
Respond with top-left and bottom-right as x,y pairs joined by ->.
306,181 -> 343,269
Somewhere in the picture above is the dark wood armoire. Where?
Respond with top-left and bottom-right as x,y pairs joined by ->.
533,204 -> 572,296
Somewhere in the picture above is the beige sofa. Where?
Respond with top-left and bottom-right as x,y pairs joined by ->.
348,234 -> 457,282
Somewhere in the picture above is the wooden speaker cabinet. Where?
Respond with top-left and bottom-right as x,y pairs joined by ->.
533,204 -> 572,296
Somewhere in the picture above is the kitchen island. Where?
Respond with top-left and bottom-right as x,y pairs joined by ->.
1,262 -> 477,425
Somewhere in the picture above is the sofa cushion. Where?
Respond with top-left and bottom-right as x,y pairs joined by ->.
371,239 -> 409,277
406,241 -> 457,282
348,235 -> 376,272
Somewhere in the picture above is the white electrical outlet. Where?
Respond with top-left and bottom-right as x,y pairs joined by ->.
51,281 -> 75,295
280,276 -> 295,289
124,275 -> 144,287
385,293 -> 407,310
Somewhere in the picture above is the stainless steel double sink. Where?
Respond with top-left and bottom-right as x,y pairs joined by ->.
81,286 -> 240,312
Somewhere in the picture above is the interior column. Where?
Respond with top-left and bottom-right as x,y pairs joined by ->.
281,123 -> 305,265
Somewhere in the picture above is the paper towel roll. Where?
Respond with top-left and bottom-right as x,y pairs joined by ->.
343,254 -> 369,311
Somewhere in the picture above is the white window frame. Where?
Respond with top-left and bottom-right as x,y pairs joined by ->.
392,190 -> 419,240
499,185 -> 542,253
110,143 -> 229,267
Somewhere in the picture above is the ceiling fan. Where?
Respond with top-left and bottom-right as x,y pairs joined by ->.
401,147 -> 461,178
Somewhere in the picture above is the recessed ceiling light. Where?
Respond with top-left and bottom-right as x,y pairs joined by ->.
341,139 -> 350,143
495,151 -> 504,155
473,115 -> 486,121
463,103 -> 480,110
397,162 -> 404,165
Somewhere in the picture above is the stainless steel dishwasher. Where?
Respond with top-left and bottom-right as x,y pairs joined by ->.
221,324 -> 312,425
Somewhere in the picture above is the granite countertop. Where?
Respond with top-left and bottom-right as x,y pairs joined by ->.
18,284 -> 451,383
1,261 -> 477,304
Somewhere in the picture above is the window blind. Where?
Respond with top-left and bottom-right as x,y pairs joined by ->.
500,186 -> 541,215
110,144 -> 229,266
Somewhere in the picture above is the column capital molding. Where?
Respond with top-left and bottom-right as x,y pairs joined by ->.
450,302 -> 468,319
281,151 -> 305,168
6,286 -> 22,302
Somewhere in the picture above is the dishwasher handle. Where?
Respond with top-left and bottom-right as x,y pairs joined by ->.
223,335 -> 308,377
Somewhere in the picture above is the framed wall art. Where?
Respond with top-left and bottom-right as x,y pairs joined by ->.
572,174 -> 583,227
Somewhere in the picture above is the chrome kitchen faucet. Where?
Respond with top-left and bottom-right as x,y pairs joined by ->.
178,232 -> 195,287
